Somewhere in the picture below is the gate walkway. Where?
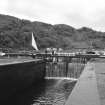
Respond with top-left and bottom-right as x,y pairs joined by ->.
65,60 -> 105,105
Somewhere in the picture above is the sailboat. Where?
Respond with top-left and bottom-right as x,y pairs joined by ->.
32,32 -> 39,51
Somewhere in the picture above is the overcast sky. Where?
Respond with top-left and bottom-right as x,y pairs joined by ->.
0,0 -> 105,31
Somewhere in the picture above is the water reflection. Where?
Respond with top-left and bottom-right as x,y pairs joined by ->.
2,79 -> 76,105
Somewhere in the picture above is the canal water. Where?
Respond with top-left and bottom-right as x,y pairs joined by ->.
1,60 -> 85,105
2,79 -> 76,105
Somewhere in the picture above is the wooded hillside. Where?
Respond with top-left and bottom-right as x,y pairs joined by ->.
0,14 -> 105,50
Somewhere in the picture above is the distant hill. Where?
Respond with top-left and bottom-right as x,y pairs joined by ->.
0,14 -> 105,50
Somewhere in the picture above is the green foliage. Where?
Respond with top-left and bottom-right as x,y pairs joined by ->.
0,14 -> 105,50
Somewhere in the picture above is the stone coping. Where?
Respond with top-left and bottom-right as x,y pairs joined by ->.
0,58 -> 44,66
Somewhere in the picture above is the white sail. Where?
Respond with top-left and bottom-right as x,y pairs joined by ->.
32,33 -> 38,51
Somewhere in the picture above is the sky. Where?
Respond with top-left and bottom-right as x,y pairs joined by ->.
0,0 -> 105,31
